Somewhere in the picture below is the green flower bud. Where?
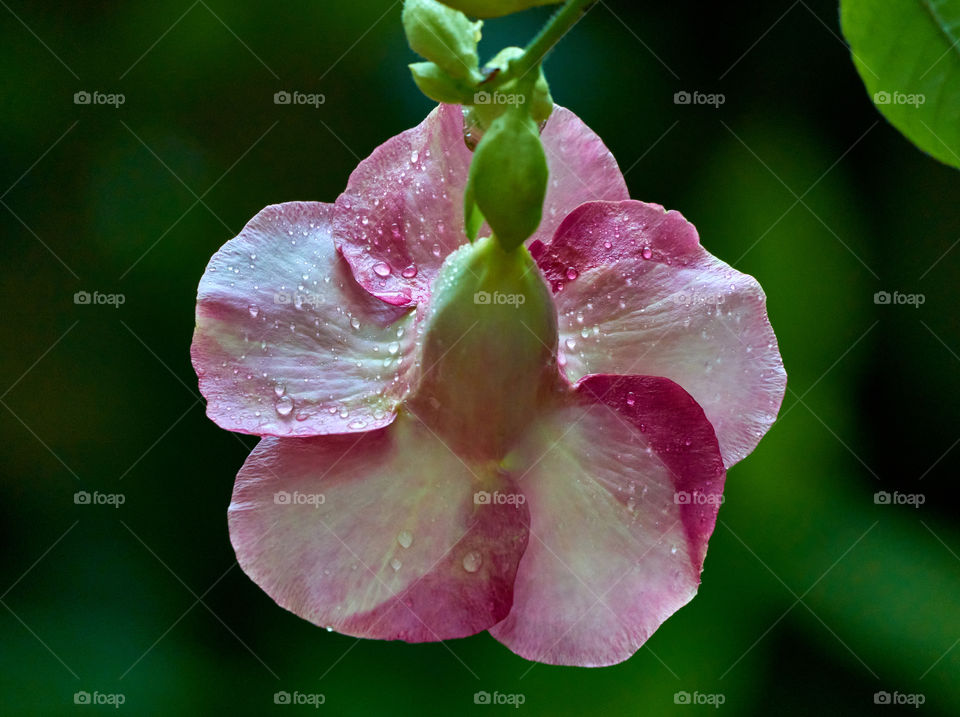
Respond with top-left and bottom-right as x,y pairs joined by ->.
465,108 -> 549,252
409,62 -> 477,104
403,0 -> 483,81
409,236 -> 558,460
437,0 -> 562,18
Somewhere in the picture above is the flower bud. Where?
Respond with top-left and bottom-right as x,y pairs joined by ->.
465,108 -> 549,252
403,0 -> 483,81
409,62 -> 476,104
409,236 -> 558,460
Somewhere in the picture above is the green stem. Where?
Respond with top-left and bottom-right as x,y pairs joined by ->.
484,0 -> 595,88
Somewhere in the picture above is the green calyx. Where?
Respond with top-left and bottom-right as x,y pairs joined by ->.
409,236 -> 558,459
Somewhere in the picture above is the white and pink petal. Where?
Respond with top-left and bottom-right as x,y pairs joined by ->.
533,200 -> 786,467
229,415 -> 530,641
192,202 -> 415,437
489,374 -> 726,667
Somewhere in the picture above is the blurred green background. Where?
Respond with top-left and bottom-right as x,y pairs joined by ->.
2,1 -> 959,714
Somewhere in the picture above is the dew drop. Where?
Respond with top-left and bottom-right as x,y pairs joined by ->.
275,395 -> 294,417
350,316 -> 361,330
373,262 -> 391,277
401,264 -> 418,279
565,338 -> 577,351
410,151 -> 419,164
626,392 -> 636,407
462,551 -> 482,573
641,246 -> 653,260
390,558 -> 402,571
387,341 -> 400,355
248,305 -> 260,318
274,382 -> 286,397
397,530 -> 413,549
566,267 -> 579,281
431,243 -> 442,257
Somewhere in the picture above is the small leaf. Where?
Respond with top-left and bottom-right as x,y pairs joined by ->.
403,0 -> 483,81
841,0 -> 960,169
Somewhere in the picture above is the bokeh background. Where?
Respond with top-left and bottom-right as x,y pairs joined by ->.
2,1 -> 959,714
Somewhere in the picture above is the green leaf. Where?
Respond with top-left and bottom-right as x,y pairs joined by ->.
402,0 -> 483,81
841,0 -> 960,169
437,0 -> 562,18
467,108 -> 548,251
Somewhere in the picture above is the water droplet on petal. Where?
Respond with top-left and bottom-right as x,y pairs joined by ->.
410,151 -> 419,164
397,530 -> 413,549
462,551 -> 482,573
350,316 -> 361,330
566,267 -> 579,281
275,395 -> 294,416
274,383 -> 286,397
565,338 -> 577,351
390,558 -> 402,571
431,243 -> 442,257
626,393 -> 636,407
373,262 -> 391,277
248,305 -> 260,318
641,246 -> 653,260
387,342 -> 400,355
401,264 -> 418,279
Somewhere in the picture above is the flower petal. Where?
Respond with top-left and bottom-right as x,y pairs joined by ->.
334,104 -> 474,306
191,202 -> 415,437
229,415 -> 530,641
334,105 -> 628,305
533,200 -> 786,466
533,106 -> 630,246
489,374 -> 726,667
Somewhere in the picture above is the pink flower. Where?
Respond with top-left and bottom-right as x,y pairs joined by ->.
191,105 -> 785,666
